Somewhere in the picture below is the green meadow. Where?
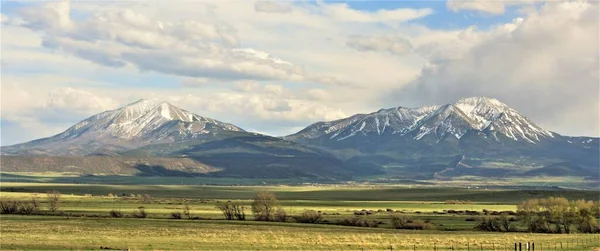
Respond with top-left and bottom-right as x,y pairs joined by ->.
1,181 -> 599,250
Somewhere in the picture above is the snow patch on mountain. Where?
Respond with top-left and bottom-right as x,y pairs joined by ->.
287,97 -> 554,144
2,99 -> 244,155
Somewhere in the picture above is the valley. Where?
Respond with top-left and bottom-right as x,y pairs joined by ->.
1,183 -> 599,250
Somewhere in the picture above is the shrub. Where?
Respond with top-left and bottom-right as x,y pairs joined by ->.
171,212 -> 182,219
18,202 -> 37,215
405,220 -> 435,230
465,210 -> 481,215
386,208 -> 394,212
335,217 -> 381,228
109,209 -> 123,218
501,210 -> 516,216
293,210 -> 322,224
216,201 -> 245,220
141,194 -> 152,204
274,208 -> 287,222
46,190 -> 61,212
183,203 -> 192,219
132,206 -> 148,218
251,191 -> 278,221
576,214 -> 600,233
1,199 -> 40,215
445,200 -> 472,204
391,215 -> 412,229
498,214 -> 516,232
592,201 -> 600,218
465,217 -> 476,221
475,217 -> 502,232
20,198 -> 40,215
391,215 -> 435,230
0,201 -> 19,214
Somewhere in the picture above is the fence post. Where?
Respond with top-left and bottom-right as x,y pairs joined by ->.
532,242 -> 534,251
519,242 -> 522,251
514,243 -> 517,251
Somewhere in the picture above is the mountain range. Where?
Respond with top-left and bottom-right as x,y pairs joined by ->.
2,97 -> 598,182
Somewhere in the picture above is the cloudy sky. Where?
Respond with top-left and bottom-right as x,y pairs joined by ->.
1,0 -> 598,146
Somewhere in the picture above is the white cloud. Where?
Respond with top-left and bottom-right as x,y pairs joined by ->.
320,2 -> 433,23
166,92 -> 347,124
390,1 -> 600,136
304,89 -> 332,101
43,87 -> 119,113
346,35 -> 413,55
0,81 -> 121,145
1,13 -> 10,24
180,78 -> 209,87
2,0 -> 598,145
233,81 -> 260,92
13,1 -> 308,82
263,84 -> 284,96
254,1 -> 294,14
446,0 -> 536,15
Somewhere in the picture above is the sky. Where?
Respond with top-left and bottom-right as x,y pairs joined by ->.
1,0 -> 598,146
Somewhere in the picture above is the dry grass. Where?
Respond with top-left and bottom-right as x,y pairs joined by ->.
1,215 -> 599,250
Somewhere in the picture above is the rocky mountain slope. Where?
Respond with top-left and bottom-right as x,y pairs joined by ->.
1,99 -> 368,179
1,99 -> 244,155
286,97 -> 599,180
287,97 -> 554,144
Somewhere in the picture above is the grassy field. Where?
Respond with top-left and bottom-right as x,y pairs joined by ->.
1,215 -> 599,250
3,172 -> 598,190
1,182 -> 599,250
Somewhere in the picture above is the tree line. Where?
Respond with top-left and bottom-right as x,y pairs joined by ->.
516,197 -> 599,233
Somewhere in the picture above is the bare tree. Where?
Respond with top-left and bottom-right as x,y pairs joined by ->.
132,206 -> 148,218
217,202 -> 234,220
275,207 -> 287,222
46,190 -> 61,212
217,201 -> 245,220
251,191 -> 278,221
141,194 -> 152,204
183,202 -> 192,219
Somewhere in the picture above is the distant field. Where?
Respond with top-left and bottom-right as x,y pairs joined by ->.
1,182 -> 599,250
2,172 -> 598,190
1,181 -> 599,202
1,215 -> 599,250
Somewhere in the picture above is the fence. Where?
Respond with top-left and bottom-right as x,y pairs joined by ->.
373,236 -> 600,250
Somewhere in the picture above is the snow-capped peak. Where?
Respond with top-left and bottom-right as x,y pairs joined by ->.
1,98 -> 246,155
118,99 -> 194,122
45,98 -> 244,145
453,96 -> 552,142
287,96 -> 553,144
